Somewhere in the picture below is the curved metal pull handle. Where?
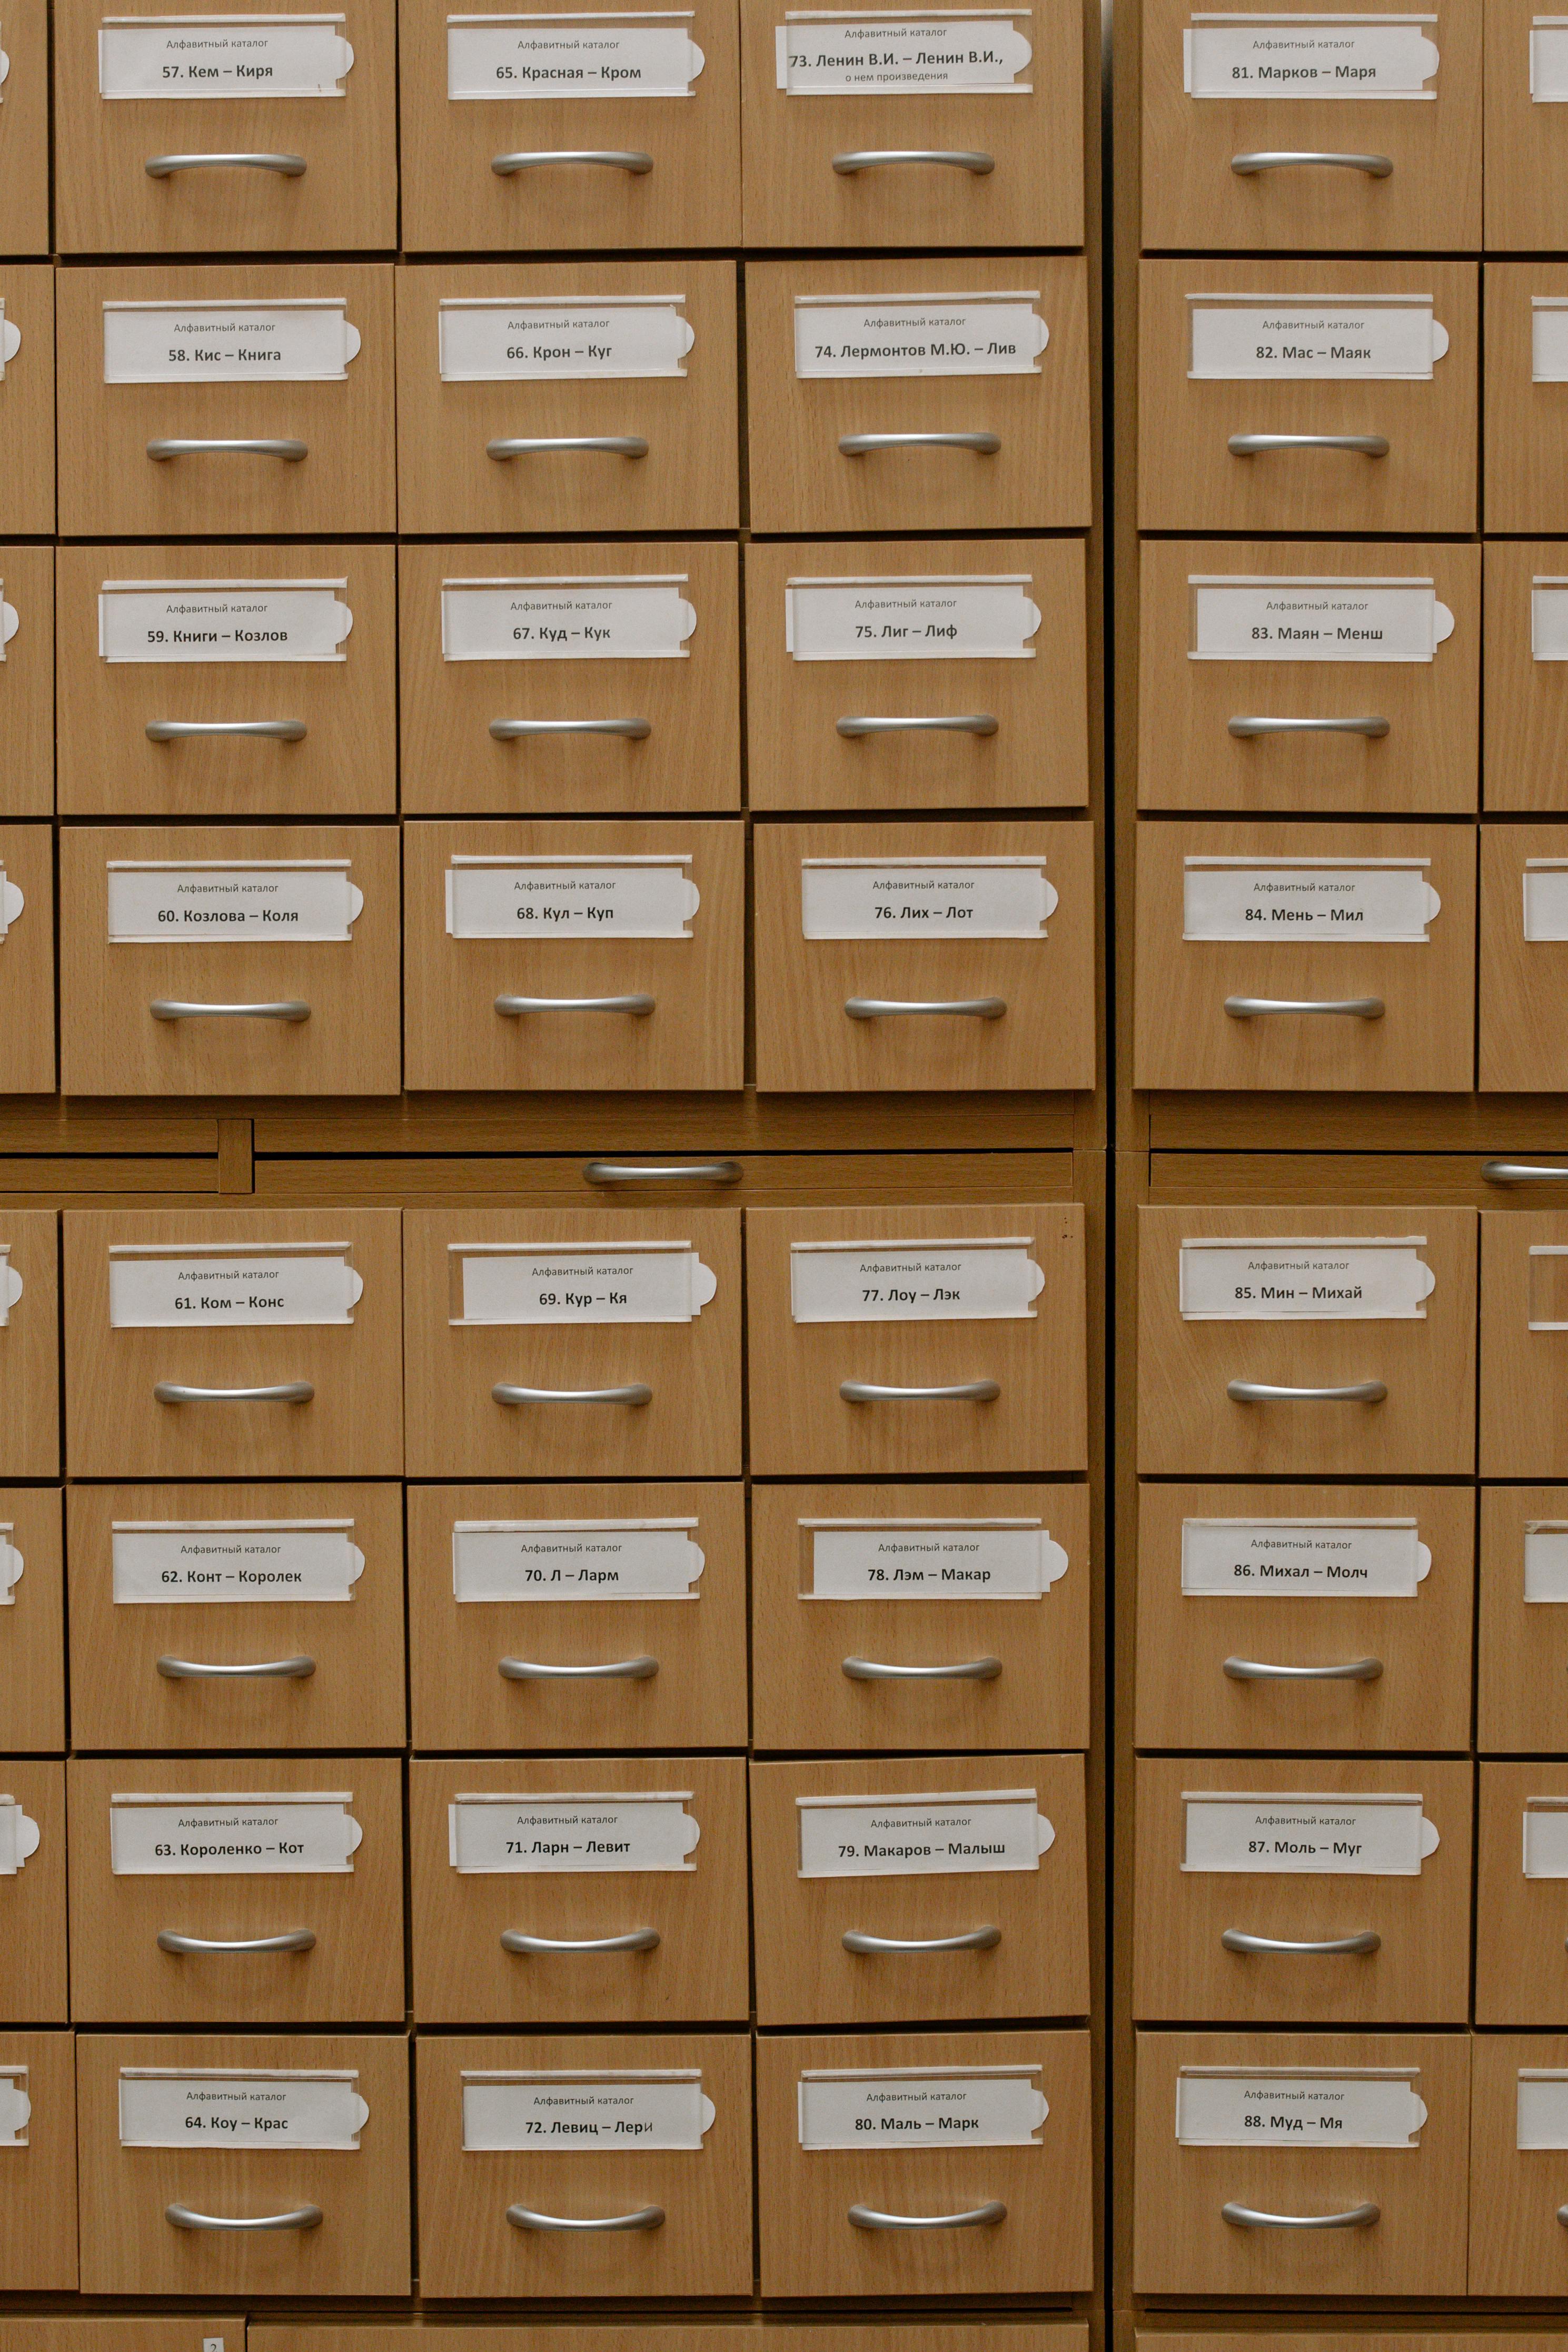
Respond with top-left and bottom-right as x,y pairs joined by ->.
1225,997 -> 1385,1021
490,716 -> 650,741
1483,1162 -> 1568,1186
508,2205 -> 664,2232
1222,2202 -> 1380,2231
146,150 -> 306,176
147,438 -> 307,461
843,1926 -> 1001,1953
154,1381 -> 315,1405
833,147 -> 994,173
1232,148 -> 1393,177
846,996 -> 1005,1020
584,1159 -> 741,1185
158,1653 -> 315,1680
499,1653 -> 658,1680
841,1378 -> 1000,1403
1228,715 -> 1390,739
841,430 -> 1000,455
488,434 -> 648,461
1229,432 -> 1389,458
147,719 -> 305,744
493,147 -> 653,174
158,1929 -> 316,1954
1228,1378 -> 1387,1405
493,1382 -> 652,1406
502,1927 -> 660,1954
496,993 -> 654,1017
1222,1928 -> 1381,1956
151,1000 -> 311,1022
1224,1654 -> 1382,1683
842,1655 -> 1001,1681
849,2202 -> 1006,2231
837,713 -> 998,738
167,2203 -> 322,2232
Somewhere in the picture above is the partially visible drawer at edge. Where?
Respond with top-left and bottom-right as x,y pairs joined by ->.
0,0 -> 51,256
0,2034 -> 77,2288
1470,2033 -> 1568,2294
1480,821 -> 1568,1091
0,267 -> 53,534
0,1212 -> 58,1478
1485,263 -> 1568,533
1480,1212 -> 1568,1478
0,547 -> 55,818
0,1761 -> 66,2020
1484,541 -> 1568,813
0,1489 -> 65,1752
1475,1763 -> 1568,2026
0,824 -> 56,1096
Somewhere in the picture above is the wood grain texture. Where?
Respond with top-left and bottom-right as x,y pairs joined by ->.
0,825 -> 56,1095
259,2328 -> 1087,2352
1475,1763 -> 1568,2024
0,0 -> 51,254
0,1210 -> 58,1477
1483,540 -> 1568,812
0,267 -> 52,534
254,1098 -> 1080,1153
1480,1483 -> 1568,1754
0,2321 -> 236,2352
1486,0 -> 1568,247
0,1761 -> 66,2020
0,548 -> 53,818
0,1486 -> 64,1752
0,2034 -> 77,2288
1481,820 -> 1568,1090
1485,263 -> 1568,532
1481,1209 -> 1568,1477
1469,2032 -> 1568,2293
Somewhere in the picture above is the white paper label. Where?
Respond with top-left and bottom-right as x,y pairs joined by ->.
1526,1523 -> 1568,1602
1178,1236 -> 1434,1320
0,1801 -> 39,1876
1181,1518 -> 1430,1597
799,2067 -> 1046,2148
102,299 -> 360,384
441,578 -> 696,662
110,1792 -> 362,1874
1533,19 -> 1568,99
99,580 -> 351,664
0,1530 -> 21,1607
438,298 -> 692,381
807,1519 -> 1067,1599
462,2072 -> 713,2150
0,2071 -> 29,2147
1534,300 -> 1568,381
795,292 -> 1048,377
1183,858 -> 1438,942
452,1243 -> 716,1325
453,1519 -> 704,1601
1176,2068 -> 1426,2148
0,868 -> 24,942
777,11 -> 1031,91
1533,579 -> 1568,662
446,856 -> 698,939
797,1790 -> 1054,1877
1522,1801 -> 1568,1878
99,14 -> 353,96
1523,863 -> 1568,941
0,1245 -> 17,1323
1189,576 -> 1453,663
790,1237 -> 1044,1323
1188,295 -> 1446,380
786,574 -> 1040,662
800,857 -> 1055,939
1182,1790 -> 1437,1874
118,2070 -> 368,2149
1518,2072 -> 1568,2145
448,1792 -> 699,1872
107,1245 -> 362,1327
112,1521 -> 364,1604
1184,14 -> 1438,98
106,860 -> 362,943
447,13 -> 704,96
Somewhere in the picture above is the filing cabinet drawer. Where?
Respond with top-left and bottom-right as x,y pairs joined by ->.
254,2327 -> 1089,2352
0,825 -> 55,1095
56,544 -> 396,820
1488,0 -> 1568,249
409,1756 -> 749,2024
0,2324 -> 240,2352
67,1754 -> 404,2023
1137,1204 -> 1477,1478
0,548 -> 53,817
1142,0 -> 1480,253
1133,1756 -> 1471,2026
398,0 -> 741,250
1139,260 -> 1478,534
66,1482 -> 405,1751
56,265 -> 396,537
1133,819 -> 1475,1093
0,1761 -> 66,2020
1485,264 -> 1568,532
0,1490 -> 63,1753
746,537 -> 1088,812
1482,822 -> 1568,1089
1480,1485 -> 1568,1753
0,0 -> 49,254
0,2034 -> 77,2287
399,540 -> 741,817
1481,1213 -> 1568,1477
750,1480 -> 1089,1752
54,0 -> 397,251
751,1753 -> 1088,2028
396,262 -> 738,534
403,819 -> 743,1092
76,2030 -> 411,2294
747,1202 -> 1087,1477
746,257 -> 1091,534
403,1207 -> 741,1479
1133,2030 -> 1469,2295
1483,541 -> 1568,812
1135,1482 -> 1473,1753
740,0 -> 1083,246
754,820 -> 1095,1093
406,1480 -> 747,1751
0,268 -> 52,534
1138,540 -> 1480,817
756,2028 -> 1092,2296
415,2031 -> 752,2297
58,823 -> 400,1098
0,1213 -> 57,1478
63,1208 -> 404,1479
1476,1764 -> 1568,2024
1470,2033 -> 1568,2293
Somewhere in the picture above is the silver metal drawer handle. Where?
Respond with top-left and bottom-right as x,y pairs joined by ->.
842,1655 -> 1001,1681
1224,1654 -> 1383,1682
849,2202 -> 1006,2231
846,996 -> 1005,1020
1228,715 -> 1390,739
508,2205 -> 664,2232
497,994 -> 654,1017
841,431 -> 1000,455
1226,997 -> 1384,1020
148,719 -> 306,743
1232,149 -> 1393,177
499,1654 -> 658,1680
493,1382 -> 652,1406
1228,1379 -> 1387,1405
493,148 -> 653,174
1483,1162 -> 1568,1185
1229,432 -> 1389,458
167,2204 -> 322,2232
502,1928 -> 660,1954
151,1000 -> 311,1022
146,151 -> 306,176
1223,2202 -> 1380,2231
843,1926 -> 1001,1953
157,1654 -> 315,1680
158,1929 -> 316,1954
488,435 -> 648,461
584,1159 -> 741,1185
1222,1928 -> 1381,1956
841,1378 -> 1000,1403
837,713 -> 998,738
154,1381 -> 315,1405
833,147 -> 994,173
148,438 -> 307,461
490,717 -> 651,740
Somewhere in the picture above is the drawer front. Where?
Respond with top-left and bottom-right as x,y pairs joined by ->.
396,261 -> 738,533
414,2032 -> 752,2297
746,257 -> 1091,534
409,1756 -> 749,2025
56,544 -> 397,819
0,1761 -> 66,2021
1142,0 -> 1480,252
1482,821 -> 1568,1088
0,0 -> 48,253
747,1202 -> 1087,1477
58,823 -> 401,1098
756,2028 -> 1092,2296
54,0 -> 397,250
0,1487 -> 64,1753
1480,1485 -> 1568,1753
63,1208 -> 405,1479
1138,539 -> 1480,816
403,818 -> 744,1092
399,539 -> 740,817
1137,1204 -> 1478,1477
0,268 -> 53,533
1139,259 -> 1478,534
744,536 -> 1088,813
398,0 -> 740,249
1133,1755 -> 1472,2026
0,2034 -> 77,2288
76,2031 -> 411,2294
0,546 -> 54,816
1488,0 -> 1568,249
1484,540 -> 1568,812
0,1212 -> 58,1477
1134,818 -> 1475,1092
1481,1212 -> 1568,1476
56,265 -> 395,537
754,819 -> 1096,1093
740,0 -> 1082,246
1133,2030 -> 1469,2295
406,1480 -> 747,1750
1486,263 -> 1568,532
0,2323 -> 241,2352
1476,1764 -> 1568,2024
1470,2032 -> 1568,2293
751,1753 -> 1088,2028
65,1482 -> 405,1751
750,1480 -> 1090,1752
403,1207 -> 742,1479
1135,1481 -> 1473,1753
0,823 -> 55,1094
